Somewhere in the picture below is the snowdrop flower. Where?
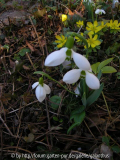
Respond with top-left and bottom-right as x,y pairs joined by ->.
63,69 -> 100,90
45,36 -> 91,71
32,77 -> 51,102
45,48 -> 91,71
95,9 -> 106,15
112,0 -> 119,8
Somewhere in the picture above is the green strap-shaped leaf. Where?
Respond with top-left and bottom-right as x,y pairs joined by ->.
68,111 -> 85,134
86,83 -> 104,107
101,66 -> 117,73
97,58 -> 113,72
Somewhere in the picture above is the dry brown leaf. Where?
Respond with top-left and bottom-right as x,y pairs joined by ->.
34,8 -> 46,17
31,30 -> 36,38
23,65 -> 30,70
23,133 -> 34,143
74,10 -> 83,17
89,117 -> 106,127
26,41 -> 34,52
68,9 -> 74,16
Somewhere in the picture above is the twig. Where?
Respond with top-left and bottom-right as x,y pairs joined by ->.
102,91 -> 112,120
0,115 -> 15,137
26,52 -> 36,71
84,120 -> 96,139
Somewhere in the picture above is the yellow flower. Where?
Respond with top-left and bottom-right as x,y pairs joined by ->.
55,35 -> 67,48
76,20 -> 84,27
86,21 -> 102,35
107,20 -> 120,30
61,14 -> 67,22
86,34 -> 101,48
100,21 -> 106,29
75,32 -> 84,42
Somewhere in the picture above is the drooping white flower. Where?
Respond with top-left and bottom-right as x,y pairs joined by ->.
45,47 -> 91,71
95,9 -> 106,15
112,0 -> 119,8
63,69 -> 100,90
32,81 -> 51,102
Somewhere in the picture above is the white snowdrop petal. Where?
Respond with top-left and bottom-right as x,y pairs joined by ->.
62,60 -> 71,69
63,69 -> 81,84
74,83 -> 80,97
95,9 -> 106,15
32,82 -> 39,89
43,83 -> 51,94
85,72 -> 100,90
44,47 -> 67,66
72,51 -> 91,71
35,85 -> 46,102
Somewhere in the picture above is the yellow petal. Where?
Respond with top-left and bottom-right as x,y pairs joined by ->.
91,44 -> 96,48
57,43 -> 63,48
93,35 -> 98,40
94,21 -> 98,27
62,14 -> 67,22
94,40 -> 101,46
55,40 -> 60,44
55,35 -> 61,40
87,22 -> 93,28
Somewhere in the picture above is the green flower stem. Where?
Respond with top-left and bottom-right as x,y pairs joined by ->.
34,71 -> 79,96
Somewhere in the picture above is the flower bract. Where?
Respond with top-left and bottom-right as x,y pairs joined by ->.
32,82 -> 51,102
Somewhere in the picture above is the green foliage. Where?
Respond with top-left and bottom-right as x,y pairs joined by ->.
68,111 -> 85,134
86,83 -> 104,107
92,58 -> 117,74
50,96 -> 61,110
111,146 -> 120,153
18,48 -> 31,56
102,136 -> 110,146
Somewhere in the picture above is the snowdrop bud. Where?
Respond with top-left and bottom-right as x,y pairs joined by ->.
85,71 -> 100,89
44,47 -> 67,66
39,77 -> 43,86
65,36 -> 74,49
63,69 -> 81,84
72,51 -> 91,71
